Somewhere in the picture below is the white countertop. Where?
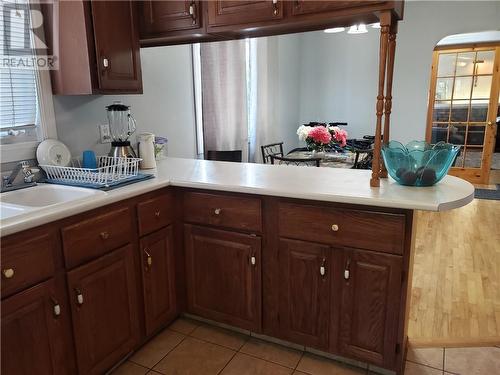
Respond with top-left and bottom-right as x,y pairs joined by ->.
0,157 -> 475,236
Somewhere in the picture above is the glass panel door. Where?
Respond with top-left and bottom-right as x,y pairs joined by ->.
428,46 -> 499,184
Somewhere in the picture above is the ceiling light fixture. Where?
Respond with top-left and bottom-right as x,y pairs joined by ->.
324,27 -> 345,34
347,24 -> 368,34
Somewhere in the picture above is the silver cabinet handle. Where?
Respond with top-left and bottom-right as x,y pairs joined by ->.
214,208 -> 222,215
250,255 -> 256,266
320,257 -> 326,277
144,248 -> 152,268
331,224 -> 339,232
100,231 -> 109,240
51,297 -> 61,317
75,289 -> 84,306
189,2 -> 196,23
272,0 -> 279,15
103,57 -> 109,68
155,210 -> 161,218
344,258 -> 351,280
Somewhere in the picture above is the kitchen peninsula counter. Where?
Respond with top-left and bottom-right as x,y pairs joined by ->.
0,157 -> 474,237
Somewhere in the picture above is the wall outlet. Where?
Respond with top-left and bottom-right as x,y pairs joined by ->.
99,124 -> 112,144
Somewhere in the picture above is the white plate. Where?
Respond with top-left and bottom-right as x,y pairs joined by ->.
36,139 -> 71,167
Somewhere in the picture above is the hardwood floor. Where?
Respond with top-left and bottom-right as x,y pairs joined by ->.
408,198 -> 500,347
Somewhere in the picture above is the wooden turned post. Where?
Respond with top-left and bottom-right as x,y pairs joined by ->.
370,15 -> 391,187
381,24 -> 397,178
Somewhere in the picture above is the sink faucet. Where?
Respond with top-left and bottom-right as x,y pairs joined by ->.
1,161 -> 37,193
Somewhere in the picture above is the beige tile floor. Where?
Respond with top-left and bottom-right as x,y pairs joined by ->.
111,318 -> 500,375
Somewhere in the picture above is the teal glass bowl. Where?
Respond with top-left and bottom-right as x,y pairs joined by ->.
381,141 -> 460,187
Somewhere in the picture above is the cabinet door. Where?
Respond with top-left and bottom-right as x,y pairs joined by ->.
91,1 -> 142,92
184,225 -> 261,331
140,0 -> 201,35
290,1 -> 383,16
207,1 -> 283,28
67,245 -> 139,375
279,239 -> 330,349
140,226 -> 177,336
1,279 -> 74,375
338,248 -> 402,368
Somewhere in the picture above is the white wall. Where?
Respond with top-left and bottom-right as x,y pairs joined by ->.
54,45 -> 197,158
298,0 -> 500,143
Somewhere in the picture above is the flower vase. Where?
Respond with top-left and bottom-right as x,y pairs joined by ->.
312,149 -> 325,158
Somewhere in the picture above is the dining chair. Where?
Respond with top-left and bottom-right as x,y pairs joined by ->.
270,155 -> 320,167
206,150 -> 242,162
261,142 -> 284,164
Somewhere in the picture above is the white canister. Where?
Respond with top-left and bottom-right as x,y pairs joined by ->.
137,132 -> 156,169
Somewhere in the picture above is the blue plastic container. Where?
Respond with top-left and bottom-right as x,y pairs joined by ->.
381,141 -> 460,187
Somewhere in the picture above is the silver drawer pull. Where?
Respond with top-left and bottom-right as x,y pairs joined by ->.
51,297 -> 61,317
331,224 -> 339,232
103,57 -> 109,68
155,210 -> 161,218
320,266 -> 326,276
75,289 -> 84,305
100,231 -> 109,240
250,255 -> 256,266
214,208 -> 222,215
344,269 -> 350,280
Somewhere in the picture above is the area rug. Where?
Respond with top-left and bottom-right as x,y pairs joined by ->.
474,184 -> 500,200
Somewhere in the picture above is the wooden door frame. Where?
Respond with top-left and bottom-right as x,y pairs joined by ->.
425,45 -> 500,184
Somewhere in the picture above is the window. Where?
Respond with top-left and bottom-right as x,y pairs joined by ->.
0,0 -> 57,162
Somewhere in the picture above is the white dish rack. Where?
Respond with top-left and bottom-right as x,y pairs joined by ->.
40,156 -> 142,188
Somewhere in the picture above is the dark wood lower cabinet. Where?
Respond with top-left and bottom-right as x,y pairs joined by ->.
67,245 -> 139,375
140,226 -> 177,336
279,238 -> 330,349
1,279 -> 74,375
1,189 -> 411,375
184,224 -> 262,331
338,248 -> 403,368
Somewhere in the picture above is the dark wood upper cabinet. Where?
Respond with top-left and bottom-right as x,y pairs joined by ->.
184,224 -> 262,331
1,279 -> 75,375
67,245 -> 139,375
90,1 -> 142,92
337,248 -> 402,368
43,0 -> 142,94
140,226 -> 177,336
207,0 -> 284,28
279,238 -> 330,350
290,1 -> 386,16
140,1 -> 201,35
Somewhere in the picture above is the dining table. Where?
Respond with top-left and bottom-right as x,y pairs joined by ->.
286,150 -> 355,168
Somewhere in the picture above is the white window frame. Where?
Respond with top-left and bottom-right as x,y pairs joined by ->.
0,1 -> 57,164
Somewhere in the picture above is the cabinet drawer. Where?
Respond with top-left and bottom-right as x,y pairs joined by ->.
62,207 -> 132,268
183,192 -> 262,232
1,233 -> 56,298
279,203 -> 405,254
137,192 -> 173,236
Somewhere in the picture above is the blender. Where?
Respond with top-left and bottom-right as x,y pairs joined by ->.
106,101 -> 138,158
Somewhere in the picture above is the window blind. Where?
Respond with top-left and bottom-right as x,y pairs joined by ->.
0,1 -> 38,132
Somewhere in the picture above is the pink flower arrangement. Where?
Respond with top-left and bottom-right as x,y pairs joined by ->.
330,127 -> 348,147
308,126 -> 332,145
296,124 -> 349,152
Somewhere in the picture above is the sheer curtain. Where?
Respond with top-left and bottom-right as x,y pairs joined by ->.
200,40 -> 249,161
199,38 -> 281,163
